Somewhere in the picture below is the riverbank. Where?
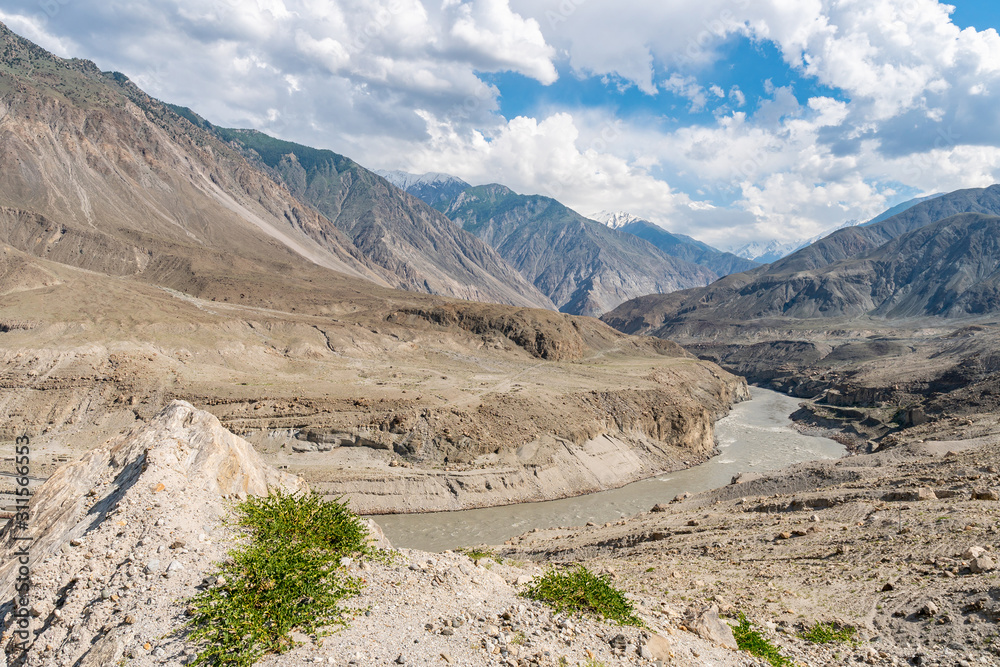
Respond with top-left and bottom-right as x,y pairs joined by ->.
243,365 -> 750,515
376,387 -> 845,551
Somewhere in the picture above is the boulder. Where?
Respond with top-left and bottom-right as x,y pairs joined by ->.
644,633 -> 672,661
971,556 -> 996,574
973,488 -> 1000,501
687,605 -> 738,649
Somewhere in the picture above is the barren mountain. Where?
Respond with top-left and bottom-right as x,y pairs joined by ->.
602,186 -> 1000,337
0,23 -> 394,294
195,125 -> 552,309
0,22 -> 549,311
445,185 -> 718,317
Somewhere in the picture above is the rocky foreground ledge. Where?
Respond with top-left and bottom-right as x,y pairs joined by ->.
0,402 -> 758,667
9,399 -> 999,667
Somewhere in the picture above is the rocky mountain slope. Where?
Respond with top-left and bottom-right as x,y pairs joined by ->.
595,211 -> 758,276
375,169 -> 471,211
0,21 -> 550,310
445,185 -> 718,317
198,126 -> 551,309
602,186 -> 1000,337
0,23 -> 394,293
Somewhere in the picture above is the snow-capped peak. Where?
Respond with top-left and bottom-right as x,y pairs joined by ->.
592,211 -> 644,229
375,169 -> 467,190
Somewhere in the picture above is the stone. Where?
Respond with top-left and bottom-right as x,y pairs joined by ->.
144,560 -> 161,574
395,656 -> 406,665
971,556 -> 996,574
651,504 -> 669,513
688,605 -> 738,650
881,583 -> 895,592
920,602 -> 939,617
645,633 -> 672,661
973,488 -> 1000,501
167,560 -> 185,573
964,546 -> 987,560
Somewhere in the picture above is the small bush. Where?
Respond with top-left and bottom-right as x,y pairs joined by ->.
731,614 -> 794,667
799,621 -> 857,644
186,492 -> 378,666
522,566 -> 642,626
458,546 -> 501,564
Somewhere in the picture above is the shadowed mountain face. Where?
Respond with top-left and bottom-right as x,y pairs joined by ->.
444,184 -> 718,317
602,186 -> 1000,337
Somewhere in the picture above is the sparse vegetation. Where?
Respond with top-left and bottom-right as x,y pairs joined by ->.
185,492 -> 380,666
799,621 -> 858,645
522,566 -> 643,626
458,546 -> 501,564
731,614 -> 794,667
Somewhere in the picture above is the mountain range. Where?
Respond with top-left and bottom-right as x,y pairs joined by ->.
168,111 -> 553,309
593,211 -> 758,276
602,185 -> 1000,337
443,184 -> 718,316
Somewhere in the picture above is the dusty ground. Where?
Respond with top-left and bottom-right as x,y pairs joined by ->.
504,416 -> 1000,667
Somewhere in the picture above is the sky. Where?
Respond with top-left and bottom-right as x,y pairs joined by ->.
3,1 -> 1000,249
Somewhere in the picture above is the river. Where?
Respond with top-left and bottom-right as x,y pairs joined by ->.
373,387 -> 845,552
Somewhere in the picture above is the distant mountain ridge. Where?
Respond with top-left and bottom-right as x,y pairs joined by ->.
445,185 -> 718,317
602,185 -> 1000,337
592,211 -> 758,277
374,170 -> 471,211
727,194 -> 943,264
729,239 -> 803,264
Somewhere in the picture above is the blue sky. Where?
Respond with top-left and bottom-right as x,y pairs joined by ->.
3,0 -> 1000,248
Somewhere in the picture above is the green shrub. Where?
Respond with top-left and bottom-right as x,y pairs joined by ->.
799,621 -> 857,644
522,566 -> 642,626
185,492 -> 378,666
458,546 -> 501,564
731,614 -> 794,667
